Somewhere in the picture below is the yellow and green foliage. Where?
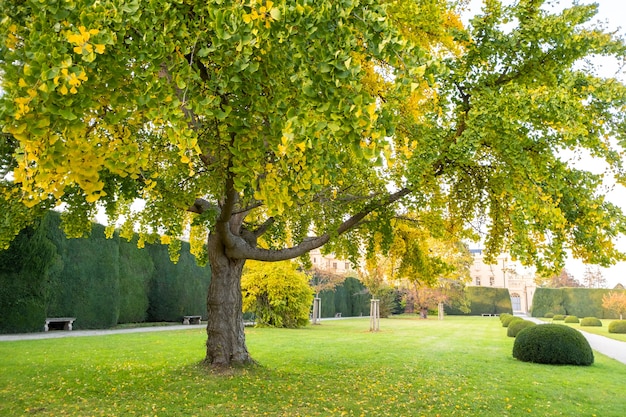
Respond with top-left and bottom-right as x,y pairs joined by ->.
242,261 -> 313,328
3,0 -> 626,365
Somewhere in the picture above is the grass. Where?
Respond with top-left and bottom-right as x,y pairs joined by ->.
539,318 -> 626,342
1,316 -> 626,416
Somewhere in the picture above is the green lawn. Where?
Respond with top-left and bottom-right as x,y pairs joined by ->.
1,316 -> 625,416
539,318 -> 626,342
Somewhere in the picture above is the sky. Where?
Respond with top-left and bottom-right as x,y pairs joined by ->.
463,0 -> 626,287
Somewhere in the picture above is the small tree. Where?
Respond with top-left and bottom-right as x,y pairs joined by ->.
241,261 -> 313,328
602,292 -> 626,320
582,265 -> 607,289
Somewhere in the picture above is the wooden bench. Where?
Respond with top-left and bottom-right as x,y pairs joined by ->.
481,313 -> 499,317
44,317 -> 76,331
182,315 -> 202,325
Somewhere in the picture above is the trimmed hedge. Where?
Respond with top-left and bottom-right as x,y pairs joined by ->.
319,277 -> 370,318
580,317 -> 602,327
445,287 -> 512,316
544,312 -> 554,318
552,314 -> 565,321
512,324 -> 594,365
564,315 -> 580,324
532,287 -> 626,319
0,217 -> 56,333
507,319 -> 536,337
608,320 -> 626,334
0,211 -> 211,333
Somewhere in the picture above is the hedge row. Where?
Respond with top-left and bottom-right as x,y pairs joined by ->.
319,277 -> 371,318
445,287 -> 512,316
0,211 -> 211,333
531,287 -> 626,319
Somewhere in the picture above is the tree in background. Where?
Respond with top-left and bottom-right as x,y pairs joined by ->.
2,1 -> 626,368
241,260 -> 313,328
308,268 -> 346,299
536,268 -> 583,288
602,292 -> 626,320
582,265 -> 607,289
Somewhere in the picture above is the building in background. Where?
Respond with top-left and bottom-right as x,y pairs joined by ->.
309,248 -> 355,275
468,249 -> 537,313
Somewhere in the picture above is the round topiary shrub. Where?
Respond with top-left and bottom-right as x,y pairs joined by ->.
608,320 -> 626,334
552,314 -> 565,321
580,317 -> 602,327
502,315 -> 522,328
507,319 -> 536,337
544,312 -> 554,318
512,324 -> 594,365
564,315 -> 580,324
500,313 -> 513,324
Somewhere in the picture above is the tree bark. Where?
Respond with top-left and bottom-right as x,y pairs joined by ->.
204,231 -> 254,368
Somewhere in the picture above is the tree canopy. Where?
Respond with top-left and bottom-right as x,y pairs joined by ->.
2,0 -> 626,366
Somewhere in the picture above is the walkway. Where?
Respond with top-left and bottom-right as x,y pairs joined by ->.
523,315 -> 626,365
0,324 -> 205,342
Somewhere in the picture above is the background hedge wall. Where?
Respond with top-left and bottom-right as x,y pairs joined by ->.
445,287 -> 512,316
531,287 -> 625,318
319,277 -> 370,318
0,211 -> 211,333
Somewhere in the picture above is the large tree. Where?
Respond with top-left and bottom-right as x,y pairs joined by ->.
2,0 -> 626,368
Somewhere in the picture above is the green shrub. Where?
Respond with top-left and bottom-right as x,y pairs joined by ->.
608,320 -> 626,334
544,312 -> 554,318
512,324 -> 594,365
552,314 -> 565,321
580,317 -> 602,327
502,315 -> 522,328
499,313 -> 513,324
564,315 -> 579,324
445,287 -> 512,316
507,320 -> 536,337
242,261 -> 313,328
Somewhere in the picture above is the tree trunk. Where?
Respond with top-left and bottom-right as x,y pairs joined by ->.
204,232 -> 254,368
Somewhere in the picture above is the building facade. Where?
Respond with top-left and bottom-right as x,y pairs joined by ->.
309,248 -> 355,275
468,249 -> 537,313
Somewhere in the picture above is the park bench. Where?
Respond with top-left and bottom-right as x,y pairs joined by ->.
182,315 -> 202,325
481,313 -> 499,317
335,313 -> 342,318
44,317 -> 76,331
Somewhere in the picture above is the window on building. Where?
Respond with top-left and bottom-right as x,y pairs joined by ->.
345,262 -> 350,270
313,257 -> 317,264
476,277 -> 481,286
489,276 -> 495,286
333,262 -> 337,269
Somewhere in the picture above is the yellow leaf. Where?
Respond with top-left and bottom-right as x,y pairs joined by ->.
18,78 -> 28,87
94,44 -> 106,54
73,45 -> 83,54
59,84 -> 68,95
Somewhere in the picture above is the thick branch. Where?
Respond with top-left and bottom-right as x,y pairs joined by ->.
187,198 -> 217,215
225,187 -> 412,261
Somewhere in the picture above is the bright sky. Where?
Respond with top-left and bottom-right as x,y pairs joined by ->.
464,0 -> 626,287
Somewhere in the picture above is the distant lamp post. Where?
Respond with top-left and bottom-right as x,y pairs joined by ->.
502,257 -> 508,288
